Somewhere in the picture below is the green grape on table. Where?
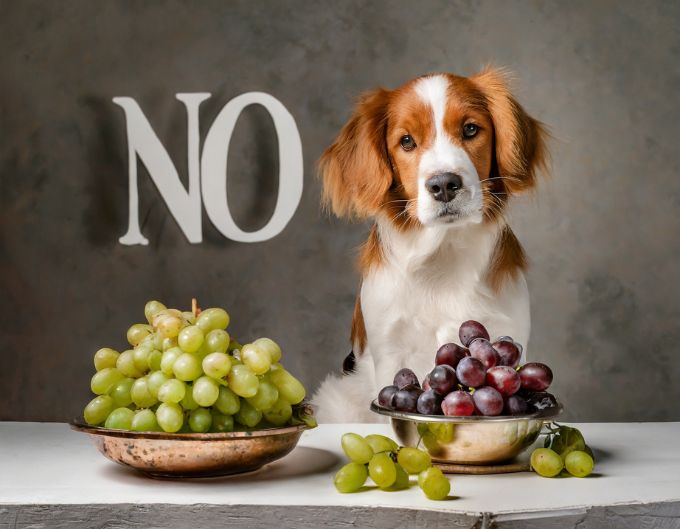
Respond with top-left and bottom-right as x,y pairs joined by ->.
341,433 -> 374,464
269,368 -> 305,404
147,350 -> 162,372
130,377 -> 157,408
158,379 -> 186,404
530,448 -> 564,477
189,408 -> 212,433
263,398 -> 292,426
364,434 -> 399,454
387,463 -> 410,491
234,399 -> 262,428
418,467 -> 450,500
564,450 -> 594,477
117,350 -> 144,378
211,411 -> 234,432
214,385 -> 240,415
196,308 -> 230,333
246,379 -> 279,411
202,352 -> 232,380
160,347 -> 182,376
241,343 -> 271,375
105,407 -> 135,430
109,377 -> 134,407
172,352 -> 203,381
252,337 -> 281,363
90,367 -> 125,395
227,364 -> 259,398
178,325 -> 204,353
83,395 -> 114,426
127,323 -> 153,347
93,348 -> 119,371
144,300 -> 167,324
181,384 -> 200,410
205,329 -> 230,354
368,452 -> 397,488
156,402 -> 184,432
193,376 -> 220,407
131,409 -> 161,432
397,447 -> 432,475
334,462 -> 368,493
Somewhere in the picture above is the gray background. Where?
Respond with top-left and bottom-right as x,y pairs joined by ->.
1,0 -> 679,422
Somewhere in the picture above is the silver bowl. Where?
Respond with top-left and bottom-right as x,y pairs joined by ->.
370,400 -> 562,466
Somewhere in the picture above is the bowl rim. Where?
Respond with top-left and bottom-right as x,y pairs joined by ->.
70,419 -> 309,440
370,399 -> 563,423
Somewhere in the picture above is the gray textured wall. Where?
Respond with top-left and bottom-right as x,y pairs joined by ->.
1,0 -> 679,422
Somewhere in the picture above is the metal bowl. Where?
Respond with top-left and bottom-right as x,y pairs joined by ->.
70,420 -> 309,478
370,400 -> 562,466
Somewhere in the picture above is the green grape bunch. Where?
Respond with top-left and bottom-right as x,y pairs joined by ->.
530,423 -> 594,478
83,300 -> 316,433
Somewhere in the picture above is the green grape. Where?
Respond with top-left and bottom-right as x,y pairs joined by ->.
181,384 -> 200,410
247,380 -> 279,411
196,308 -> 230,332
365,434 -> 399,454
127,323 -> 153,346
146,371 -> 169,399
252,337 -> 282,363
564,450 -> 594,477
205,329 -> 230,353
116,350 -> 144,378
105,407 -> 135,430
83,395 -> 114,425
189,408 -> 212,433
130,377 -> 157,408
132,346 -> 151,373
155,313 -> 183,339
162,337 -> 177,351
193,376 -> 220,407
194,341 -> 211,359
341,433 -> 374,464
93,348 -> 120,371
397,447 -> 432,475
172,352 -> 203,381
90,367 -> 125,395
530,448 -> 564,477
156,402 -> 183,432
211,411 -> 234,432
182,311 -> 197,325
418,467 -> 450,500
334,462 -> 368,493
368,452 -> 397,488
214,385 -> 241,415
228,338 -> 243,353
202,352 -> 232,380
234,399 -> 262,428
160,347 -> 182,376
269,369 -> 305,404
144,300 -> 167,324
131,409 -> 161,432
241,344 -> 272,375
157,379 -> 187,404
429,423 -> 455,443
140,332 -> 163,351
109,378 -> 134,407
147,350 -> 162,371
227,364 -> 259,398
178,325 -> 204,353
388,463 -> 410,490
263,397 -> 292,426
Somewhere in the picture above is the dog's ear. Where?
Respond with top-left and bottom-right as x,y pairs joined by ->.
471,68 -> 548,193
319,88 -> 393,218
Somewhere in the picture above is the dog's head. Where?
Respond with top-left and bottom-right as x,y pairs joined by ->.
320,68 -> 548,229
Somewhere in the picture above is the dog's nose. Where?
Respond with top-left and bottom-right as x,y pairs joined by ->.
425,173 -> 463,202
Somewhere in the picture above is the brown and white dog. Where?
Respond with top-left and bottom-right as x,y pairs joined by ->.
312,68 -> 547,422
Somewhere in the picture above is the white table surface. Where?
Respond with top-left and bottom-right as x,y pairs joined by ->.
1,421 -> 679,528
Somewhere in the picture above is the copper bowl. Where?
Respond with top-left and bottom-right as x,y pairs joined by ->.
371,400 -> 562,466
70,420 -> 309,478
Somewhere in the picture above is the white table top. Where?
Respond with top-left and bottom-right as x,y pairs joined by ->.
1,421 -> 679,527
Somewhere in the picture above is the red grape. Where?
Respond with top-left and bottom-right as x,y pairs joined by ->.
428,365 -> 458,395
378,385 -> 398,408
459,320 -> 490,347
456,357 -> 486,388
435,343 -> 469,369
518,363 -> 553,391
469,338 -> 499,369
503,394 -> 529,415
392,387 -> 421,412
472,386 -> 504,416
493,339 -> 521,368
442,390 -> 475,416
485,366 -> 521,396
417,389 -> 443,415
393,368 -> 420,390
422,373 -> 431,391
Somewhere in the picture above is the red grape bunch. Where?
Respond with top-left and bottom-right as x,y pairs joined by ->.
377,320 -> 557,417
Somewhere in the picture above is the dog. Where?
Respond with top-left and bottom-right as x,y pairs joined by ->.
312,68 -> 547,423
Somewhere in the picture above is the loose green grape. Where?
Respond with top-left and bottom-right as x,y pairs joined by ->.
227,364 -> 259,398
398,447 -> 432,475
193,376 -> 220,407
214,386 -> 241,415
162,337 -> 177,351
130,377 -> 157,408
530,448 -> 564,478
263,397 -> 292,426
247,380 -> 279,411
93,348 -> 119,371
156,402 -> 183,432
365,434 -> 399,454
182,311 -> 197,325
211,411 -> 234,432
178,325 -> 204,353
334,462 -> 368,493
241,344 -> 272,375
341,433 -> 374,464
189,408 -> 212,433
146,371 -> 168,399
90,367 -> 125,395
147,350 -> 162,371
564,450 -> 594,477
131,409 -> 161,432
172,353 -> 203,381
160,347 -> 182,376
181,384 -> 199,410
83,395 -> 114,425
110,377 -> 134,407
155,314 -> 183,339
388,463 -> 410,490
252,337 -> 282,363
368,452 -> 397,488
234,399 -> 262,428
105,407 -> 135,430
116,350 -> 144,378
132,346 -> 151,373
127,323 -> 153,346
196,308 -> 230,333
205,329 -> 230,353
418,467 -> 450,500
157,379 -> 187,404
269,369 -> 305,404
202,352 -> 232,380
144,300 -> 167,324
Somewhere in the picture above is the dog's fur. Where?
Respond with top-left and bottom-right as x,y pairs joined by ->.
312,69 -> 547,422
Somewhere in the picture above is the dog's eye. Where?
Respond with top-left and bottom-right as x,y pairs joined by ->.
462,123 -> 479,139
400,134 -> 417,151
